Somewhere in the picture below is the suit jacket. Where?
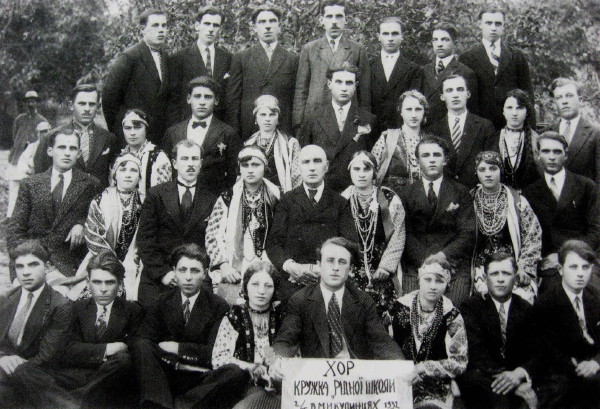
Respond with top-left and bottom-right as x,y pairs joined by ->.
168,43 -> 231,125
226,43 -> 298,139
64,297 -> 143,369
32,122 -> 118,188
546,117 -> 600,183
460,43 -> 534,129
8,168 -> 102,276
422,56 -> 479,124
371,53 -> 423,131
534,284 -> 600,377
273,283 -> 402,359
137,287 -> 229,368
102,41 -> 169,143
299,102 -> 376,191
426,112 -> 498,188
0,286 -> 71,366
400,177 -> 476,275
162,117 -> 242,195
293,36 -> 371,129
523,170 -> 600,255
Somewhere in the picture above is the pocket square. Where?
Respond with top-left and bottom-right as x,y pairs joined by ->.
101,148 -> 110,155
223,72 -> 230,79
446,202 -> 460,212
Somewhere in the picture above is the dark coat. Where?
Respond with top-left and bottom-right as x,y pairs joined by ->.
226,43 -> 298,139
272,283 -> 403,360
299,102 -> 376,191
168,43 -> 231,125
8,168 -> 102,276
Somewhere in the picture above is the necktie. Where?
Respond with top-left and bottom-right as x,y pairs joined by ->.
337,107 -> 345,132
181,185 -> 193,218
328,294 -> 344,358
183,299 -> 191,324
575,296 -> 595,344
498,303 -> 507,350
549,177 -> 560,201
265,43 -> 273,61
330,39 -> 336,53
451,117 -> 462,152
192,120 -> 207,129
205,47 -> 212,77
562,120 -> 571,144
489,42 -> 499,65
436,59 -> 445,74
52,173 -> 64,214
80,128 -> 90,163
308,188 -> 318,205
96,306 -> 108,338
427,181 -> 437,211
8,292 -> 34,346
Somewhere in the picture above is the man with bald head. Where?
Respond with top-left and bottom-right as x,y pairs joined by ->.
266,145 -> 357,302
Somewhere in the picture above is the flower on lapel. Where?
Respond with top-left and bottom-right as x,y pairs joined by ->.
353,124 -> 372,142
446,202 -> 460,212
101,148 -> 110,155
217,142 -> 227,155
223,72 -> 230,79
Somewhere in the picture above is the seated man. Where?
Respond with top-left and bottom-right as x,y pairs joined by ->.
534,240 -> 600,409
0,240 -> 71,408
131,243 -> 247,409
458,252 -> 539,409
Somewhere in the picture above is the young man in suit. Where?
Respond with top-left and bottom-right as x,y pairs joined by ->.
458,252 -> 539,409
265,145 -> 357,302
399,135 -> 475,306
103,9 -> 170,143
422,23 -> 478,124
33,84 -> 118,188
9,130 -> 102,281
293,0 -> 371,131
523,132 -> 600,290
459,7 -> 534,130
226,5 -> 298,139
299,62 -> 376,191
426,74 -> 497,188
0,240 -> 72,408
137,139 -> 218,309
546,78 -> 600,183
163,76 -> 241,196
534,240 -> 600,409
371,16 -> 423,131
168,6 -> 231,125
131,243 -> 246,409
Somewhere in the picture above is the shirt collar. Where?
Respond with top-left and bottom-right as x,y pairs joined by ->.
482,38 -> 502,50
381,50 -> 400,59
73,120 -> 93,131
95,300 -> 114,316
561,114 -> 580,127
437,54 -> 455,67
303,181 -> 325,199
448,110 -> 468,122
320,283 -> 345,308
259,40 -> 277,51
197,41 -> 215,53
491,296 -> 512,315
332,100 -> 351,116
52,167 -> 73,181
562,281 -> 583,299
144,41 -> 162,53
544,167 -> 566,186
22,284 -> 45,302
177,176 -> 197,188
181,291 -> 201,309
189,115 -> 213,128
422,175 -> 443,192
326,34 -> 341,47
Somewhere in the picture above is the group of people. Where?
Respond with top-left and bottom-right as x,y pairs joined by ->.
2,1 -> 600,409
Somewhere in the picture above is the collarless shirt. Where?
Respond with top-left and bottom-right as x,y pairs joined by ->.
303,182 -> 324,203
422,175 -> 443,197
448,111 -> 468,136
560,115 -> 580,145
381,50 -> 400,81
15,285 -> 46,345
482,38 -> 502,62
51,168 -> 73,198
181,291 -> 201,315
177,177 -> 197,202
544,168 -> 566,198
95,300 -> 114,327
197,41 -> 216,71
187,115 -> 213,148
326,35 -> 341,53
145,42 -> 163,81
436,55 -> 455,72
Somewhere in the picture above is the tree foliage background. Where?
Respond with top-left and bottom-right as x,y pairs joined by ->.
1,0 -> 599,125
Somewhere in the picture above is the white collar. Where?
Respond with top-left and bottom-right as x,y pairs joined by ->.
436,54 -> 455,67
422,175 -> 443,194
544,167 -> 566,186
560,114 -> 580,126
448,110 -> 468,122
52,167 -> 73,181
21,284 -> 45,302
562,282 -> 584,301
320,283 -> 345,310
197,41 -> 215,53
326,35 -> 341,47
189,115 -> 213,127
332,101 -> 351,116
381,50 -> 400,59
303,181 -> 325,201
482,38 -> 502,50
259,40 -> 277,51
95,300 -> 114,315
181,291 -> 201,309
491,296 -> 512,315
177,177 -> 197,188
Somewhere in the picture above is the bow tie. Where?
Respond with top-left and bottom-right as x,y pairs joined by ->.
192,121 -> 207,129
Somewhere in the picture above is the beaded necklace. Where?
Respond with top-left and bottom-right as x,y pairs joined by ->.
116,189 -> 141,259
257,132 -> 277,157
410,294 -> 444,361
474,186 -> 508,236
350,188 -> 378,284
500,128 -> 525,177
242,186 -> 269,258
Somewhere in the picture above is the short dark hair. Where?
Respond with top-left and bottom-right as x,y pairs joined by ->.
122,108 -> 152,129
320,0 -> 346,15
326,62 -> 359,81
549,77 -> 580,96
48,129 -> 80,149
170,243 -> 209,269
70,83 -> 99,102
187,76 -> 221,101
483,252 -> 517,275
441,73 -> 469,91
11,240 -> 50,264
87,250 -> 125,282
241,260 -> 280,302
478,7 -> 506,20
172,139 -> 202,159
139,8 -> 167,26
196,6 -> 223,23
558,240 -> 597,266
415,135 -> 450,158
379,16 -> 403,32
432,22 -> 458,40
252,4 -> 282,24
536,131 -> 568,152
504,89 -> 534,130
318,237 -> 359,267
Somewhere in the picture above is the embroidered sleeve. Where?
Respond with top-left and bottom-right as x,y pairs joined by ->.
205,196 -> 230,268
289,138 -> 302,190
150,151 -> 173,187
84,195 -> 112,255
517,197 -> 542,278
420,311 -> 468,379
371,132 -> 387,166
378,193 -> 406,274
212,317 -> 244,369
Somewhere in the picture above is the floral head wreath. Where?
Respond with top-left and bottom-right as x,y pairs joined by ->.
418,262 -> 451,283
111,153 -> 142,183
475,150 -> 504,174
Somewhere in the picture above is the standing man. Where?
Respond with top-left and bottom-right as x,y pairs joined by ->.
293,0 -> 371,131
226,4 -> 298,139
168,6 -> 231,125
103,8 -> 169,143
371,16 -> 423,131
422,23 -> 478,124
546,78 -> 600,183
459,7 -> 534,130
426,74 -> 497,188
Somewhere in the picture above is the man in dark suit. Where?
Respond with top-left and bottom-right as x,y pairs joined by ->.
300,63 -> 376,191
523,132 -> 600,289
168,6 -> 231,125
226,5 -> 298,139
33,83 -> 118,188
293,0 -> 371,131
0,240 -> 72,408
459,7 -> 534,130
371,16 -> 423,131
137,139 -> 218,309
400,135 -> 476,306
534,240 -> 600,409
9,130 -> 102,280
545,78 -> 600,183
458,252 -> 539,409
103,8 -> 169,143
426,74 -> 497,188
265,145 -> 357,302
163,76 -> 241,196
422,22 -> 478,123
131,243 -> 246,409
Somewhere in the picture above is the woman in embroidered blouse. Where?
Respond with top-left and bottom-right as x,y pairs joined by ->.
245,95 -> 301,192
372,90 -> 434,194
471,151 -> 542,304
117,109 -> 172,202
496,89 -> 540,190
341,150 -> 405,321
206,146 -> 281,304
391,260 -> 468,409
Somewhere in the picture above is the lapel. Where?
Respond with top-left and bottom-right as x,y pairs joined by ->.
185,188 -> 213,235
188,44 -> 208,75
202,117 -> 225,153
307,286 -> 330,357
556,171 -> 579,211
473,43 -> 496,81
427,57 -> 459,98
139,42 -> 162,87
102,298 -> 128,342
266,44 -> 286,79
583,288 -> 600,341
336,103 -> 360,155
318,37 -> 334,67
294,186 -> 319,215
341,286 -> 359,357
82,299 -> 99,342
160,181 -> 183,230
496,43 -> 512,79
384,55 -> 409,96
0,289 -> 22,340
483,296 -> 503,350
456,113 -> 480,168
250,44 -> 271,76
431,178 -> 453,224
39,169 -> 55,224
20,286 -> 52,350
566,119 -> 592,165
54,169 -> 87,224
316,103 -> 343,152
86,124 -> 107,166
314,185 -> 335,213
167,291 -> 187,339
214,47 -> 229,81
557,285 -> 584,337
335,37 -> 353,65
184,288 -> 211,339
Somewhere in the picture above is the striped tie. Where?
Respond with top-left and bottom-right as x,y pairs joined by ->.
8,292 -> 34,346
96,306 -> 108,338
451,117 -> 462,152
80,128 -> 90,163
205,47 -> 212,77
328,294 -> 344,358
562,120 -> 571,145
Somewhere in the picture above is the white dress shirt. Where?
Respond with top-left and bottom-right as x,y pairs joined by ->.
177,177 -> 197,203
95,301 -> 114,328
492,297 -> 512,318
381,51 -> 400,81
14,285 -> 46,345
181,291 -> 201,314
448,111 -> 468,137
559,115 -> 580,145
482,38 -> 502,65
146,43 -> 163,81
303,181 -> 325,203
197,41 -> 216,72
544,168 -> 566,199
187,115 -> 213,149
422,175 -> 443,197
51,168 -> 73,199
436,55 -> 455,72
332,101 -> 351,132
320,284 -> 350,358
259,40 -> 277,61
326,35 -> 341,53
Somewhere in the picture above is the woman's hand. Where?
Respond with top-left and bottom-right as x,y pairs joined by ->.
372,268 -> 390,281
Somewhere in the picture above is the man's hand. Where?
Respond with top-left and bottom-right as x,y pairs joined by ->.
575,360 -> 600,378
159,341 -> 179,355
284,261 -> 305,282
220,263 -> 241,284
492,369 -> 524,395
268,356 -> 285,382
65,224 -> 85,249
372,268 -> 390,281
411,363 -> 425,384
161,271 -> 177,287
299,264 -> 319,285
106,342 -> 128,357
0,355 -> 27,375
